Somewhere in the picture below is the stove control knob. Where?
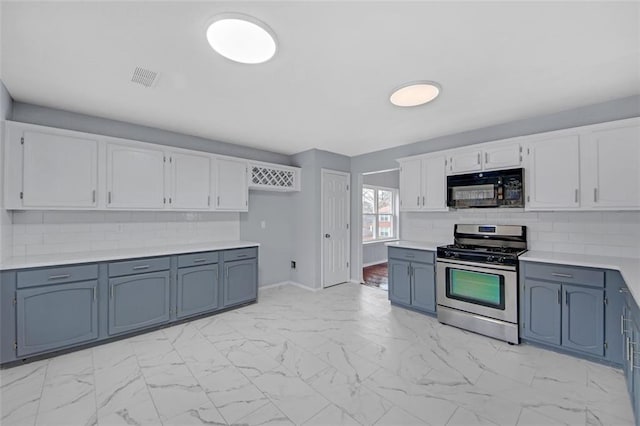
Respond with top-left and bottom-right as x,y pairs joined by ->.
498,257 -> 506,263
486,256 -> 495,262
445,251 -> 453,258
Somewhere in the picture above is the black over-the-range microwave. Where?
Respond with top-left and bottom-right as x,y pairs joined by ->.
446,168 -> 524,208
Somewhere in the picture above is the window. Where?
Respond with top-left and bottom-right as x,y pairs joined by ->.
363,186 -> 398,242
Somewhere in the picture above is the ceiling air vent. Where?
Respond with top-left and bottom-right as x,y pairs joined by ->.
131,67 -> 158,87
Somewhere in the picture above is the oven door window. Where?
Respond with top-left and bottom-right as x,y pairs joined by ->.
446,268 -> 505,310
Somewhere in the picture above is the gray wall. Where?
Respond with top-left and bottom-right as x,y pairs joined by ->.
362,169 -> 399,188
0,81 -> 14,261
290,149 -> 350,289
349,95 -> 640,280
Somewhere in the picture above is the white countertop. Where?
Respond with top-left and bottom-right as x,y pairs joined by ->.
385,240 -> 450,252
0,240 -> 260,270
521,251 -> 640,301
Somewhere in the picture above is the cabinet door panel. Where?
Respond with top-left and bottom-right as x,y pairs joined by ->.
522,279 -> 561,345
177,264 -> 220,319
22,131 -> 98,208
411,262 -> 436,313
582,125 -> 640,209
171,152 -> 211,210
449,150 -> 482,174
215,158 -> 248,211
108,271 -> 170,335
388,259 -> 411,306
526,135 -> 580,210
17,281 -> 98,356
562,285 -> 604,356
423,155 -> 447,211
483,143 -> 521,171
399,159 -> 422,211
223,259 -> 257,307
107,144 -> 166,209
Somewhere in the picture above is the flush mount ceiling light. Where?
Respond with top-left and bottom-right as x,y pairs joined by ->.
390,81 -> 441,107
206,14 -> 277,64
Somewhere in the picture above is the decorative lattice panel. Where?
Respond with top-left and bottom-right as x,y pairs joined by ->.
251,165 -> 296,190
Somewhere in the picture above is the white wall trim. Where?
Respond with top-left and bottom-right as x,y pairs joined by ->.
363,260 -> 387,268
259,281 -> 319,292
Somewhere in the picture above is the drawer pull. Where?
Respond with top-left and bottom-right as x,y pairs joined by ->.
48,274 -> 70,280
132,265 -> 150,270
405,254 -> 415,258
620,288 -> 629,294
551,272 -> 573,279
236,254 -> 248,258
193,258 -> 207,263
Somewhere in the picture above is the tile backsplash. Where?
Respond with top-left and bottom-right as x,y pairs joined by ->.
401,210 -> 640,258
9,210 -> 240,257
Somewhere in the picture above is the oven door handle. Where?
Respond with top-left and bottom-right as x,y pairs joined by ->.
436,258 -> 517,272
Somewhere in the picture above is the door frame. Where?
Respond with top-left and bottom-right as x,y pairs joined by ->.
320,168 -> 351,289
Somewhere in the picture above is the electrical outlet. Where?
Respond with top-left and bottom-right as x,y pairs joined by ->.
290,261 -> 296,269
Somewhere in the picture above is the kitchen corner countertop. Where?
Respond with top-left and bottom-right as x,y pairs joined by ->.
385,240 -> 450,252
520,250 -> 640,301
0,240 -> 260,271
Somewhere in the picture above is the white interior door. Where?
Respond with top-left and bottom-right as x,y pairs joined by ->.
322,169 -> 350,288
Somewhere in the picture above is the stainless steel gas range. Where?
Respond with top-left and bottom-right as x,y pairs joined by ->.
436,224 -> 527,344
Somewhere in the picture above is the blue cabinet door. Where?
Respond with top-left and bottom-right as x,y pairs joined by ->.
177,264 -> 220,319
223,259 -> 257,307
562,284 -> 604,356
16,281 -> 98,356
522,279 -> 561,346
108,271 -> 170,335
411,262 -> 436,313
388,259 -> 411,306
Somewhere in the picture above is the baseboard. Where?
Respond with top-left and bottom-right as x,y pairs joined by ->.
363,260 -> 387,268
349,279 -> 364,284
259,281 -> 319,292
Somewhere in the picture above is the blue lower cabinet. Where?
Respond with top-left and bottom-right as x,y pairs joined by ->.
108,271 -> 171,335
16,280 -> 98,356
562,284 -> 604,356
411,262 -> 436,313
177,264 -> 220,319
223,258 -> 257,307
522,279 -> 562,346
388,259 -> 411,306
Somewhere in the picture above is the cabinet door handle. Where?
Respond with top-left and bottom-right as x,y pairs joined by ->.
132,265 -> 150,270
225,267 -> 229,279
551,272 -> 573,279
620,287 -> 629,294
48,274 -> 70,280
417,196 -> 420,206
477,153 -> 481,165
557,289 -> 561,304
565,291 -> 569,305
108,191 -> 112,204
110,285 -> 114,299
422,196 -> 425,206
407,265 -> 411,277
208,196 -> 211,206
193,258 -> 207,263
92,190 -> 96,203
593,188 -> 598,203
574,189 -> 578,203
93,287 -> 96,302
485,152 -> 489,163
217,196 -> 220,206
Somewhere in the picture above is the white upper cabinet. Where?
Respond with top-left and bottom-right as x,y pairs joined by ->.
21,131 -> 98,208
168,152 -> 211,210
106,143 -> 166,209
399,159 -> 422,211
214,157 -> 248,211
525,135 -> 581,210
483,142 -> 522,171
399,155 -> 447,212
448,149 -> 483,174
422,155 -> 447,210
580,124 -> 640,210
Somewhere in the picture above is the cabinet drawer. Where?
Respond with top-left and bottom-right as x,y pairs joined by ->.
524,262 -> 604,287
223,247 -> 258,261
17,264 -> 98,288
178,252 -> 219,268
108,257 -> 170,277
388,247 -> 434,264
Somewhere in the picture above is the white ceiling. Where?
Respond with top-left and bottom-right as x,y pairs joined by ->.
1,1 -> 639,156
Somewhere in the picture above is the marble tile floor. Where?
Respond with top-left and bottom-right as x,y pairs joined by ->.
0,282 -> 634,426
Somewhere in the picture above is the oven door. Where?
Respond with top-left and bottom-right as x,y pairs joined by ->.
436,259 -> 517,323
